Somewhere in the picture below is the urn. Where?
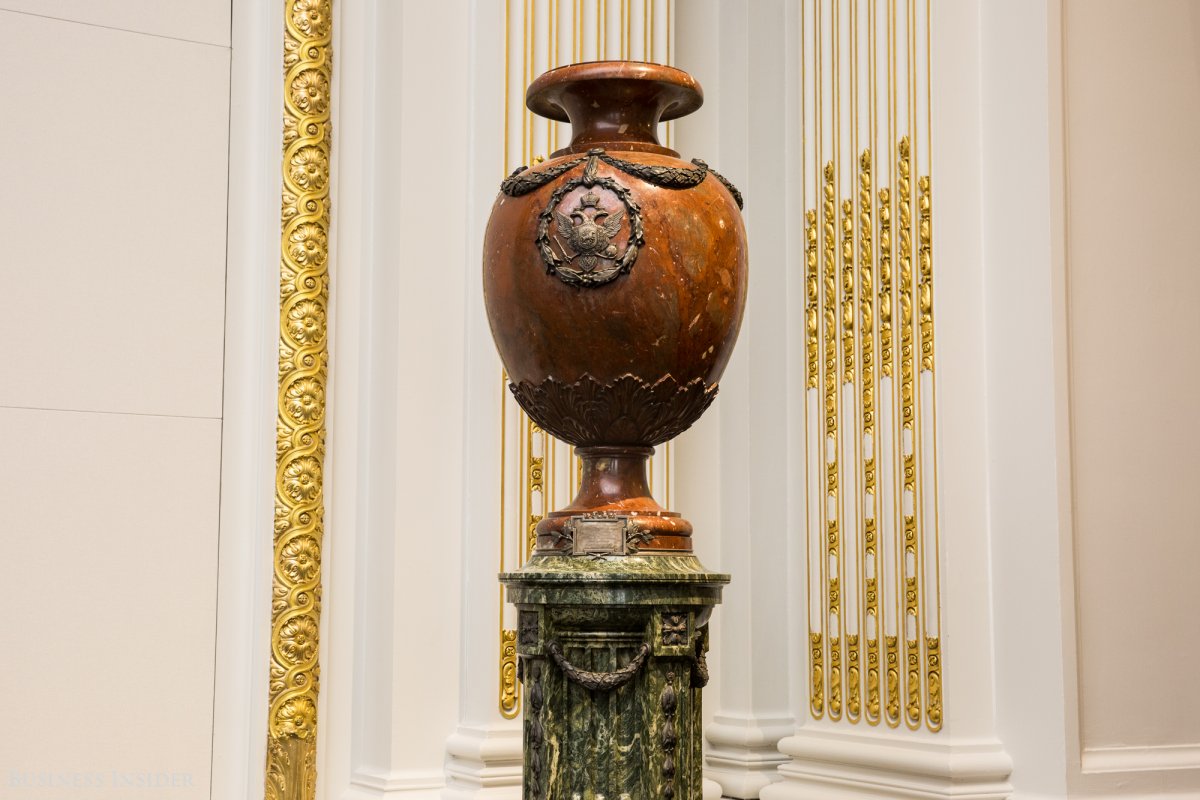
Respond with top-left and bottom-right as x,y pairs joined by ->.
483,61 -> 748,551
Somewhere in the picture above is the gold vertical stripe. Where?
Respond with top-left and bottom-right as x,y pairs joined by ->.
841,192 -> 860,723
918,173 -> 941,731
897,134 -> 921,730
500,371 -> 519,718
265,0 -> 332,797
823,161 -> 842,721
921,0 -> 943,731
885,0 -> 904,731
805,202 -> 822,716
802,4 -> 818,718
859,148 -> 880,725
644,0 -> 650,59
842,0 -> 862,724
878,182 -> 900,728
498,0 -> 519,721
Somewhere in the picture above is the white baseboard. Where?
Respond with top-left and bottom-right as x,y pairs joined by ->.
704,716 -> 794,799
760,728 -> 1013,800
1080,743 -> 1200,775
341,768 -> 445,800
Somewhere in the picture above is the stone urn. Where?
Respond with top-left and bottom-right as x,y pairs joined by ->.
484,61 -> 747,800
483,60 -> 747,552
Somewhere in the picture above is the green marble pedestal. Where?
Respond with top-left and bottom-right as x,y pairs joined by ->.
501,552 -> 728,800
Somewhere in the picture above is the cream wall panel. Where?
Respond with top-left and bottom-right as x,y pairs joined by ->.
0,1 -> 229,46
0,407 -> 221,799
0,11 -> 229,419
1063,0 -> 1200,755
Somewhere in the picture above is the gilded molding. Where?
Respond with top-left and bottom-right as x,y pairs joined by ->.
822,161 -> 842,720
859,150 -> 882,725
803,8 -> 942,730
804,209 -> 819,391
500,628 -> 520,719
918,174 -> 943,732
918,176 -> 934,372
805,206 -> 822,720
840,193 -> 861,723
266,0 -> 332,798
897,136 -> 922,730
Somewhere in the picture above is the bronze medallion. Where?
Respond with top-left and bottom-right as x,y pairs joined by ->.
535,154 -> 645,288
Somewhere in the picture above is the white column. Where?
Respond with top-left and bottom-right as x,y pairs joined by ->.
675,1 -> 800,797
442,0 -> 525,796
978,2 -> 1073,798
321,2 -> 472,798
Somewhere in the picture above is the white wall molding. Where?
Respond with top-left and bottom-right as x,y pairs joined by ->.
765,729 -> 1012,800
343,767 -> 448,800
210,0 -> 282,795
1080,744 -> 1200,776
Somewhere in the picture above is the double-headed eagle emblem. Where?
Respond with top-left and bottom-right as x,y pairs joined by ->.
554,192 -> 625,272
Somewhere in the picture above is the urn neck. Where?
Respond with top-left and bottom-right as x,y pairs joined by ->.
573,446 -> 655,507
526,61 -> 703,157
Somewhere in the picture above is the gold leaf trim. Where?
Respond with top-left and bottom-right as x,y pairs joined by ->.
267,0 -> 331,797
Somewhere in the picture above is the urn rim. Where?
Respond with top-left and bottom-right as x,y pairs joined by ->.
526,60 -> 704,125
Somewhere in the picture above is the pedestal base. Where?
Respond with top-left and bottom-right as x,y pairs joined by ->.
502,554 -> 728,800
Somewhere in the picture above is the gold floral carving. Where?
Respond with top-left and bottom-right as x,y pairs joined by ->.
805,207 -> 822,720
805,210 -> 819,390
822,162 -> 842,721
859,150 -> 882,725
897,136 -> 923,730
840,193 -> 861,723
266,0 -> 331,798
499,628 -> 520,718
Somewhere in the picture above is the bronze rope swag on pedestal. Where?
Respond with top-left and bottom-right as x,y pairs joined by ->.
265,1 -> 332,798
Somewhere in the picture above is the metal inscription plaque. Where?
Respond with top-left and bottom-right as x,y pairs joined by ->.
570,516 -> 627,556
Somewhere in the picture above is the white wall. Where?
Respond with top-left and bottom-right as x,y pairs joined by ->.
1062,0 -> 1200,792
0,3 -> 232,798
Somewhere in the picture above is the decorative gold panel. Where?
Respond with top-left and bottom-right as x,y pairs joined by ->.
803,0 -> 942,732
497,0 -> 676,719
266,0 -> 332,797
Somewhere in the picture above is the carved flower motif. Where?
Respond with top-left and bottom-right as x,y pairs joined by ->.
291,0 -> 330,36
287,299 -> 326,345
285,377 -> 325,424
289,146 -> 328,191
279,615 -> 319,664
283,456 -> 322,503
280,535 -> 320,583
276,697 -> 317,738
290,69 -> 329,115
288,222 -> 327,268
